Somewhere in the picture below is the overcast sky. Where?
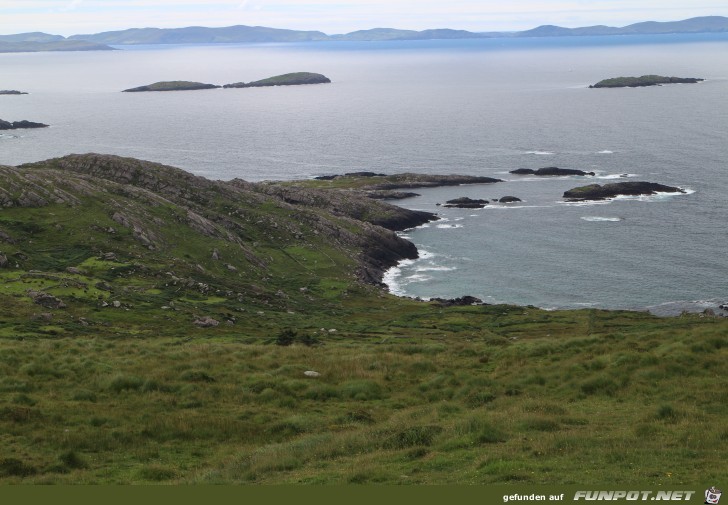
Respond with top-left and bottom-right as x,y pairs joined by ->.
1,0 -> 727,36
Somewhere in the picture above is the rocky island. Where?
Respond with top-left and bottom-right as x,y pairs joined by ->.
440,197 -> 490,209
224,72 -> 331,88
0,119 -> 48,130
0,90 -> 28,95
563,181 -> 686,200
589,75 -> 704,88
511,167 -> 595,176
122,81 -> 221,92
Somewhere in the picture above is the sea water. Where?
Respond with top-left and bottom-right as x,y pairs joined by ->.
1,34 -> 727,313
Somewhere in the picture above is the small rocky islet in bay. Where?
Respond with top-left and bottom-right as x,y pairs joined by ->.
563,181 -> 686,201
0,90 -> 28,95
122,72 -> 331,92
589,75 -> 704,88
510,167 -> 595,176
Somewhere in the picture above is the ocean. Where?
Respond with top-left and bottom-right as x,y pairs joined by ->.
1,34 -> 727,314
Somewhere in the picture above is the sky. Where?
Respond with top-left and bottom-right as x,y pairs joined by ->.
1,0 -> 727,36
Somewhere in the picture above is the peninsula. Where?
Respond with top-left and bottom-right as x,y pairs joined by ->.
589,75 -> 704,88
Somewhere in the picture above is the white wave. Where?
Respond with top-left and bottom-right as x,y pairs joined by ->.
415,265 -> 457,272
404,274 -> 432,283
559,199 -> 612,207
418,250 -> 436,259
596,150 -> 614,154
580,216 -> 623,222
525,150 -> 555,155
436,224 -> 464,229
453,217 -> 464,221
597,173 -> 637,180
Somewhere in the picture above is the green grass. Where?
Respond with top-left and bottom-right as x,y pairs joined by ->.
0,310 -> 725,484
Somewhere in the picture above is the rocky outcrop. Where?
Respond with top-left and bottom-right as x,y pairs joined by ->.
498,196 -> 522,203
431,296 -> 484,306
224,72 -> 330,88
590,75 -> 704,88
563,181 -> 686,200
0,119 -> 48,130
366,191 -> 420,200
0,90 -> 28,95
440,197 -> 489,209
510,167 -> 595,176
123,81 -> 221,92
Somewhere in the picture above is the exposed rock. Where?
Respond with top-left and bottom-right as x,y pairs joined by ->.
303,370 -> 321,377
66,266 -> 85,275
0,119 -> 49,130
0,90 -> 28,95
510,167 -> 595,176
366,191 -> 420,200
28,290 -> 66,309
95,282 -> 113,291
431,296 -> 485,307
0,254 -> 8,268
441,197 -> 489,208
499,196 -> 522,203
194,316 -> 220,327
211,248 -> 221,260
100,252 -> 118,261
563,181 -> 686,200
0,230 -> 15,243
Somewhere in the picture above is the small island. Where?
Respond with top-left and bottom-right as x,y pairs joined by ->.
223,72 -> 331,88
440,197 -> 490,209
511,167 -> 595,176
122,81 -> 221,92
0,90 -> 28,95
563,181 -> 686,200
589,75 -> 704,88
0,119 -> 49,130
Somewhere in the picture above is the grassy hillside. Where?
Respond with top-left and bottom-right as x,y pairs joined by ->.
0,154 -> 725,484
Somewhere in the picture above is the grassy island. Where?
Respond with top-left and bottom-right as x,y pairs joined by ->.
122,81 -> 221,92
0,155 -> 725,484
223,72 -> 331,88
589,75 -> 704,88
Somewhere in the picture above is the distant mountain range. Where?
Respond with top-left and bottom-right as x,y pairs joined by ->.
1,16 -> 727,52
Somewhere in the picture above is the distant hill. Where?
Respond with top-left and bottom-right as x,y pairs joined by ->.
0,39 -> 114,53
518,16 -> 728,37
68,25 -> 329,44
2,15 -> 727,49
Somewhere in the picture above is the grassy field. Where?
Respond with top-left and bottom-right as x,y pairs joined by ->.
1,155 -> 726,484
1,302 -> 726,484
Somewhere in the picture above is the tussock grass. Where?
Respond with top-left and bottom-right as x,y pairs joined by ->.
0,300 -> 726,484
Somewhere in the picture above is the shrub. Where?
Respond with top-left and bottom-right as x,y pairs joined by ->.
383,425 -> 443,449
59,450 -> 87,470
275,329 -> 296,346
0,458 -> 37,477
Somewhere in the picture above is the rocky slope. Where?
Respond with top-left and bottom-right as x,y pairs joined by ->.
0,153 -> 440,328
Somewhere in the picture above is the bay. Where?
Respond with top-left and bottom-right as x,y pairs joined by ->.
1,34 -> 727,313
